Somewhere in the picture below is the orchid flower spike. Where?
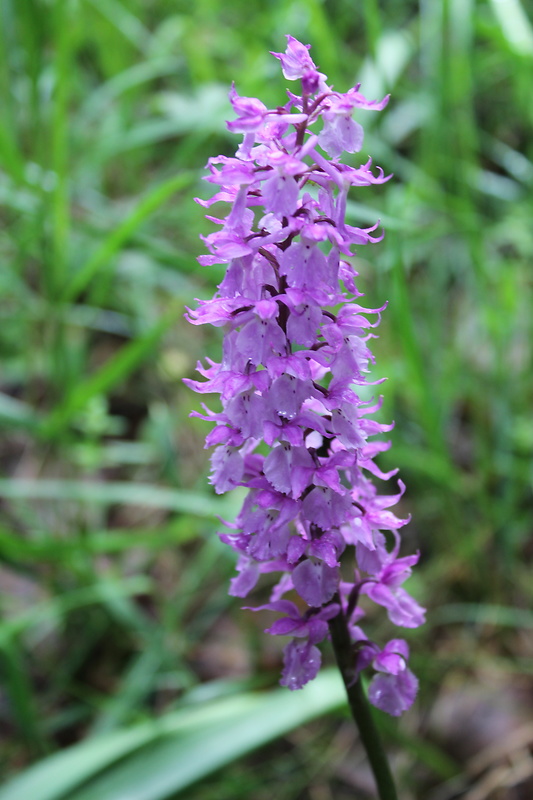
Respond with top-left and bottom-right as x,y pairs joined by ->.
185,34 -> 424,716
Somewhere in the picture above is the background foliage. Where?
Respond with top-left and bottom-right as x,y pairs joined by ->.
0,0 -> 532,797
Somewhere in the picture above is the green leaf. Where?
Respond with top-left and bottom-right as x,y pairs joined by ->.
0,577 -> 152,647
63,172 -> 195,301
0,392 -> 38,431
86,0 -> 151,51
38,302 -> 180,439
488,0 -> 533,56
79,57 -> 183,122
0,670 -> 346,800
434,603 -> 533,630
0,479 -> 237,519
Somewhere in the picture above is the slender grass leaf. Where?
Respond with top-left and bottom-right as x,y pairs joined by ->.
362,0 -> 383,55
434,603 -> 533,629
0,479 -> 237,519
0,721 -> 161,800
485,136 -> 533,185
95,115 -> 220,159
71,671 -> 346,800
357,29 -> 414,98
0,522 -> 198,561
0,392 -> 38,430
0,179 -> 39,212
0,640 -> 47,755
489,0 -> 533,55
51,0 -> 73,296
87,0 -> 151,51
345,199 -> 408,230
64,173 -> 194,301
90,648 -> 165,735
0,122 -> 25,182
80,57 -> 182,122
0,577 -> 152,646
39,303 -> 182,438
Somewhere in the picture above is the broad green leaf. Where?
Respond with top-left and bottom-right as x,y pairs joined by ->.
0,671 -> 346,800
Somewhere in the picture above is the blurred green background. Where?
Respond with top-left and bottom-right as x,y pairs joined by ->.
0,0 -> 532,798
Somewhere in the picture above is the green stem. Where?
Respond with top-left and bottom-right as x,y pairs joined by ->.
328,600 -> 398,800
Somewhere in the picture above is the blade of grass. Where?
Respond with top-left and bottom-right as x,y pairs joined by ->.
362,0 -> 383,56
70,671 -> 346,800
489,0 -> 533,55
0,0 -> 21,181
0,392 -> 39,431
50,0 -> 73,297
39,301 -> 180,439
87,0 -> 151,52
90,647 -> 164,734
63,172 -> 194,302
0,640 -> 47,756
0,521 -> 201,563
0,576 -> 152,647
79,57 -> 182,122
0,123 -> 25,183
433,603 -> 533,629
303,0 -> 341,77
0,479 -> 239,519
389,244 -> 447,457
0,717 -> 160,800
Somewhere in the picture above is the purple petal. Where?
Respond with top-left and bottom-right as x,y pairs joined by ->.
292,559 -> 339,607
262,172 -> 299,217
264,445 -> 292,494
280,640 -> 321,690
229,557 -> 259,597
266,617 -> 303,636
368,668 -> 418,716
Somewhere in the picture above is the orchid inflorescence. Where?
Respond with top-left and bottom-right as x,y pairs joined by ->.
185,35 -> 425,716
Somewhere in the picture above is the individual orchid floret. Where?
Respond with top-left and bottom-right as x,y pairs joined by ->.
271,35 -> 326,92
319,95 -> 365,158
227,83 -> 267,133
252,600 -> 340,690
316,88 -> 390,159
185,35 -> 424,718
362,551 -> 426,629
357,639 -> 419,717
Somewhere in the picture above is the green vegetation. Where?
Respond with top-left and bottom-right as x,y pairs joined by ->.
0,1 -> 532,797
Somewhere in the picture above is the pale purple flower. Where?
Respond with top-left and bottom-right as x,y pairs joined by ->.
227,84 -> 267,133
271,35 -> 326,89
186,35 -> 425,714
368,668 -> 419,717
318,89 -> 390,159
281,640 -> 322,690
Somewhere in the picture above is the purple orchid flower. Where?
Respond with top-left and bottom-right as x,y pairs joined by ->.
186,35 -> 425,715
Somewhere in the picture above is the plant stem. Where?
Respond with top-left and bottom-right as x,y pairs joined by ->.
328,600 -> 398,800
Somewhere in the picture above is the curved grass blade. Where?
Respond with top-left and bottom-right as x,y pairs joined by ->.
63,172 -> 194,302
